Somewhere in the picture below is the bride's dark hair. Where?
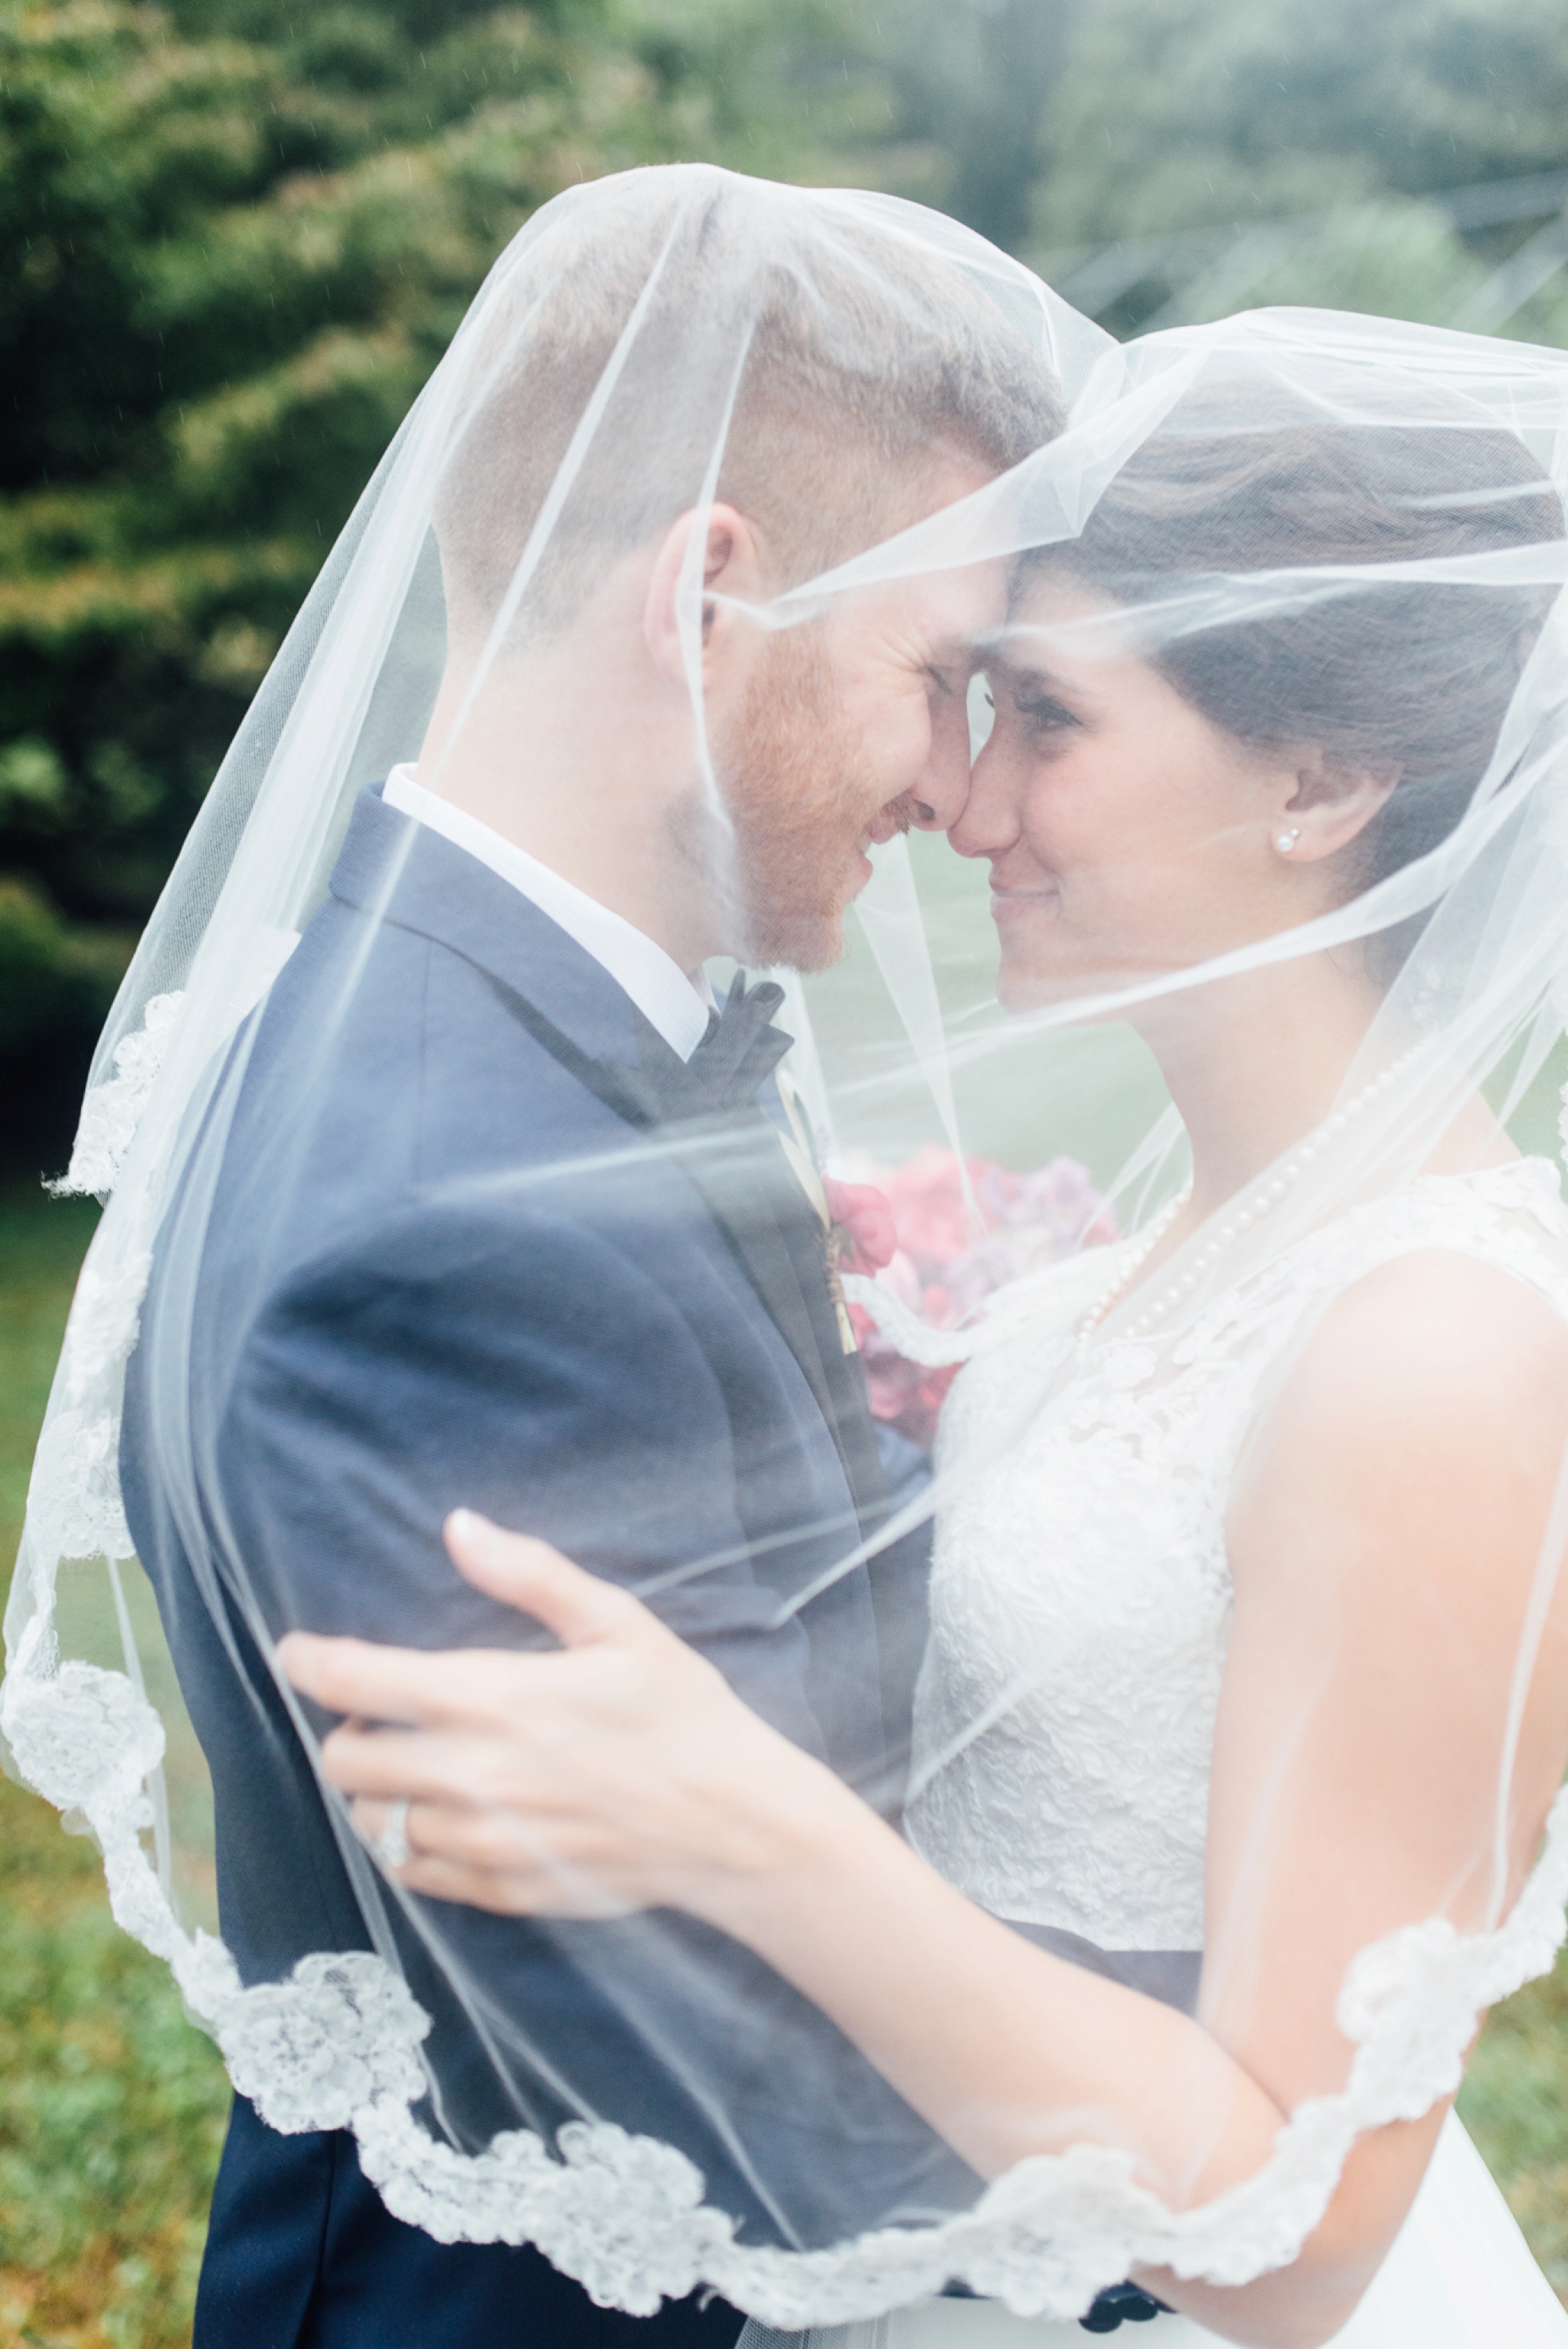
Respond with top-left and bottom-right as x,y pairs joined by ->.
1037,384 -> 1565,971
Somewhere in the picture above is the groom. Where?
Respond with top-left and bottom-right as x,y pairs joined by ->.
120,181 -> 1060,2349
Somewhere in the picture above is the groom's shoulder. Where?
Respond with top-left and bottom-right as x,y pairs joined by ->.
309,782 -> 639,1079
200,786 -> 719,1325
217,935 -> 688,1308
237,841 -> 635,1191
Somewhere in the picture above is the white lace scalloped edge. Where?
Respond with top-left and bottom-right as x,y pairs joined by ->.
47,992 -> 187,1201
5,1601 -> 1566,2326
47,929 -> 298,1203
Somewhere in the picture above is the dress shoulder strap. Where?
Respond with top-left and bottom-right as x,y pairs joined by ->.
1214,1159 -> 1568,1384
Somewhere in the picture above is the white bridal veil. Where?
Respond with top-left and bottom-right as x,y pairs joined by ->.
7,163 -> 1568,2327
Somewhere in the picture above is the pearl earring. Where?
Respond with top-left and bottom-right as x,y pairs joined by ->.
1276,825 -> 1302,854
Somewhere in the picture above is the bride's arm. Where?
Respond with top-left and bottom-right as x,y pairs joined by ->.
282,1250 -> 1568,2348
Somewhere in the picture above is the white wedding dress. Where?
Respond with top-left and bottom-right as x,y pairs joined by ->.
743,1158 -> 1568,2348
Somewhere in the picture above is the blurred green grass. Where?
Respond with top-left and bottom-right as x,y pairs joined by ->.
1,1180 -> 1566,2339
0,1186 -> 227,2349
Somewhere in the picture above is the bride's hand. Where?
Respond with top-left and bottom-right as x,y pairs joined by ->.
276,1511 -> 850,1921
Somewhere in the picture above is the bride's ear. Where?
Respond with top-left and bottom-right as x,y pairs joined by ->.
1276,746 -> 1400,864
644,503 -> 764,688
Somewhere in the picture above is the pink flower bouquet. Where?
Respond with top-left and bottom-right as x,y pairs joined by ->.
825,1145 -> 1118,1447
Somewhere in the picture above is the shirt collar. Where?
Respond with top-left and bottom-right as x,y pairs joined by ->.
382,765 -> 714,1060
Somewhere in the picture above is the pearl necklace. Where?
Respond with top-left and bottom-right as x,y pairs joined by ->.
1076,1044 -> 1425,1348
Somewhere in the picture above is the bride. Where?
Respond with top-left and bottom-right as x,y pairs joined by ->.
283,374 -> 1568,2345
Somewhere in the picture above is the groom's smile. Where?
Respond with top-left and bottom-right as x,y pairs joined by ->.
718,536 -> 1004,972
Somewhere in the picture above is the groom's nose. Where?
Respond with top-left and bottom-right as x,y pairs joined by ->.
900,683 -> 975,830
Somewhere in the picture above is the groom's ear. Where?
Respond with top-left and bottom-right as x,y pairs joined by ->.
644,503 -> 765,688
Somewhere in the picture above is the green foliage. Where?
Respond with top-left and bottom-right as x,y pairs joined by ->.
0,1789 -> 229,2347
0,874 -> 129,1055
836,0 -> 1074,249
0,1183 -> 97,1551
0,0 -> 864,1146
853,0 -> 1568,335
1033,0 -> 1568,247
1461,1950 -> 1568,2297
1124,196 -> 1492,335
0,1185 -> 229,2347
10,0 -> 1568,1162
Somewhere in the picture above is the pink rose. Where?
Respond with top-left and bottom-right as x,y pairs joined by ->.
824,1177 -> 898,1275
879,1145 -> 982,1279
846,1306 -> 960,1447
838,1145 -> 1119,1448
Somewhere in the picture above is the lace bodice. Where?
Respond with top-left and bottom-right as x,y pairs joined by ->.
906,1158 -> 1568,1952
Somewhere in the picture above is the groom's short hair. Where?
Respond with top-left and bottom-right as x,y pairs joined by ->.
434,168 -> 1063,645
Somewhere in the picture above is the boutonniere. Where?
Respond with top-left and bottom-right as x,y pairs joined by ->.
822,1178 -> 898,1355
825,1178 -> 900,1279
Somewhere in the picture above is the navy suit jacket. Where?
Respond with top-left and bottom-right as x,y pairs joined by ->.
121,786 -> 969,2337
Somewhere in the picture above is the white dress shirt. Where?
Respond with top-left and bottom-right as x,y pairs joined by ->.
382,764 -> 714,1059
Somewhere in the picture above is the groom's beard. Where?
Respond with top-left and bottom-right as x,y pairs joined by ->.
713,623 -> 881,972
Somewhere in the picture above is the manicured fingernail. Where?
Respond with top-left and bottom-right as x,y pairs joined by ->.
449,1507 -> 501,1543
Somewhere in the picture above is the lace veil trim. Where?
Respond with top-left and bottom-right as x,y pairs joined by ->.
4,1488 -> 1565,2322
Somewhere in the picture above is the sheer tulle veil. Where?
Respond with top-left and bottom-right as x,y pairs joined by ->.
7,162 -> 1568,2327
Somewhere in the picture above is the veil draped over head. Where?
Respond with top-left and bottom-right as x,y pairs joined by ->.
8,160 -> 1568,2328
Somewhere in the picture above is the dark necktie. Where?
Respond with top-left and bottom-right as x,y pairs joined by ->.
491,968 -> 792,1135
614,970 -> 795,1126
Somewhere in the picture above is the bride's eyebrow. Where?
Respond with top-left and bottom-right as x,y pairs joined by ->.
991,658 -> 1076,700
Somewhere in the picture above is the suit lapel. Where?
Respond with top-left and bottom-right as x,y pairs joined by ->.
662,1109 -> 886,1534
773,1185 -> 890,1534
671,1117 -> 847,1437
329,784 -> 885,1523
329,783 -> 643,1063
